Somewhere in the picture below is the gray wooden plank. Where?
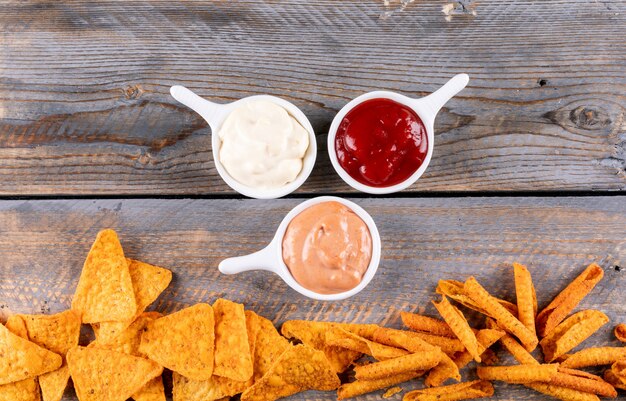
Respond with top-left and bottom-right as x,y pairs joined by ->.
0,197 -> 624,400
0,1 -> 625,195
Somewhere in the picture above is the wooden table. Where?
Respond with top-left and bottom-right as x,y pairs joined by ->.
1,1 -> 624,400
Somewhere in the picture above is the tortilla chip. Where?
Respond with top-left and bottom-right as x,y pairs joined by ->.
67,346 -> 162,401
604,370 -> 626,390
409,332 -> 465,356
513,263 -> 537,337
499,333 -> 539,365
213,299 -> 253,381
526,383 -> 601,401
536,263 -> 604,337
241,344 -> 340,401
561,347 -> 626,369
551,367 -> 617,398
404,380 -> 494,401
610,360 -> 626,382
354,351 -> 441,380
0,323 -> 62,385
172,372 -> 247,401
281,320 -> 362,373
614,323 -> 626,343
91,312 -> 161,356
132,376 -> 166,401
477,364 -> 558,384
464,277 -> 537,351
326,326 -> 409,361
337,371 -> 422,400
39,366 -> 69,401
5,315 -> 28,338
0,318 -> 41,401
400,312 -> 455,338
252,312 -> 291,382
436,279 -> 518,316
139,304 -> 215,381
540,310 -> 609,362
433,296 -> 481,362
71,229 -> 137,323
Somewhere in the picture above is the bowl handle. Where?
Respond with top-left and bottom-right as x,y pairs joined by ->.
170,85 -> 225,131
218,243 -> 279,275
417,73 -> 469,120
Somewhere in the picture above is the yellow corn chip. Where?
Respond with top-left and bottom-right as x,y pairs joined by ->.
400,312 -> 455,338
172,372 -> 248,401
540,310 -> 609,362
132,376 -> 166,401
326,326 -> 409,361
91,312 -> 161,356
241,344 -> 340,401
354,351 -> 441,380
526,382 -> 601,401
252,312 -> 291,382
536,263 -> 604,337
561,347 -> 626,369
477,363 -> 558,384
72,229 -> 136,323
433,296 -> 481,362
337,371 -> 422,400
67,346 -> 162,401
614,323 -> 626,343
39,366 -> 69,401
281,320 -> 362,373
403,380 -> 494,401
0,318 -> 41,401
464,277 -> 537,351
139,303 -> 215,381
213,299 -> 253,381
513,263 -> 537,338
0,323 -> 62,385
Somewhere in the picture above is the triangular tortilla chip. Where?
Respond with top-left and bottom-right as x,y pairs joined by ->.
139,303 -> 215,381
0,323 -> 62,385
252,313 -> 291,382
39,366 -> 69,401
0,318 -> 41,401
132,376 -> 165,401
172,372 -> 248,401
281,320 -> 361,373
213,299 -> 253,381
91,312 -> 162,355
97,259 -> 171,338
241,344 -> 340,401
71,229 -> 136,323
67,346 -> 162,401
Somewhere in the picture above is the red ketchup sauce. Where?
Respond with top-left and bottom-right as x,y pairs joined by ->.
334,98 -> 428,187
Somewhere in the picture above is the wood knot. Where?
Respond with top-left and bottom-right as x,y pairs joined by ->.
569,106 -> 610,130
123,85 -> 144,100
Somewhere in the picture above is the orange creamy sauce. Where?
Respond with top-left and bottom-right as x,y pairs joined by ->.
281,201 -> 372,294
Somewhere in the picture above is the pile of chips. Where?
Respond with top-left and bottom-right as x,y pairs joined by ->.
1,230 -> 625,401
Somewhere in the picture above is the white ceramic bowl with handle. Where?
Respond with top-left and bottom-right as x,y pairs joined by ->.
327,74 -> 469,194
218,196 -> 381,301
170,86 -> 317,199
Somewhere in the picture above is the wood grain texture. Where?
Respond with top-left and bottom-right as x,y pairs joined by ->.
0,197 -> 624,400
1,0 -> 625,195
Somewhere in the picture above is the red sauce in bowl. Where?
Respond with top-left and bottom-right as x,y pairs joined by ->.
334,98 -> 428,188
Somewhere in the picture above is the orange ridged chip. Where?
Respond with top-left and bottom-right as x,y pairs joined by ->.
67,346 -> 162,401
139,303 -> 215,381
96,259 -> 171,340
550,367 -> 617,398
240,344 -> 340,401
540,310 -> 609,362
433,296 -> 481,362
614,323 -> 626,343
477,363 -> 558,384
0,323 -> 62,385
353,351 -> 441,380
436,279 -> 518,316
213,299 -> 253,381
281,320 -> 361,373
0,318 -> 41,401
71,229 -> 136,324
464,277 -> 537,351
536,263 -> 604,337
337,371 -> 422,400
400,312 -> 455,338
525,382 -> 601,401
326,326 -> 408,361
561,347 -> 626,369
132,376 -> 166,401
252,312 -> 291,382
403,380 -> 494,401
91,312 -> 161,356
513,263 -> 537,338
